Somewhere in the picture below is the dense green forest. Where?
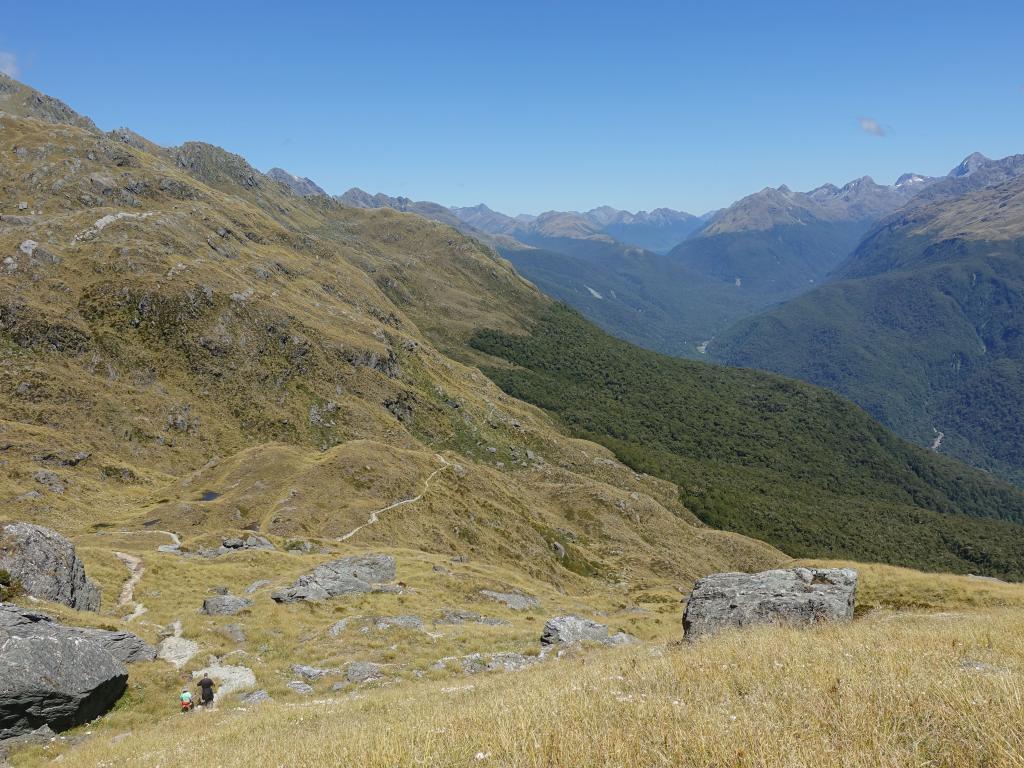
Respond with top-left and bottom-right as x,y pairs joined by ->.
714,250 -> 1024,487
471,304 -> 1024,579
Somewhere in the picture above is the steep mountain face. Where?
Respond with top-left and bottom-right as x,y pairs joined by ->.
713,156 -> 1024,486
668,175 -> 928,299
471,305 -> 1024,579
265,167 -> 327,197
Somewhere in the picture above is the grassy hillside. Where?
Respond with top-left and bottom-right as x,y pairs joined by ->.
714,174 -> 1024,487
0,75 -> 784,603
471,304 -> 1024,578
17,569 -> 1024,767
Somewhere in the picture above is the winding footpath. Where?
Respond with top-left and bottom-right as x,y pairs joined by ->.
337,454 -> 451,542
113,551 -> 147,622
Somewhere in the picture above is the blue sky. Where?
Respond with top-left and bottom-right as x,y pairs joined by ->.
3,0 -> 1023,214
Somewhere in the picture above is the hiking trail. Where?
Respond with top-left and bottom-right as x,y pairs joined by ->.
114,551 -> 147,622
337,455 -> 450,542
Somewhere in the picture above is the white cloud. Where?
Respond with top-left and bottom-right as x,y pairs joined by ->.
858,117 -> 886,137
0,52 -> 18,78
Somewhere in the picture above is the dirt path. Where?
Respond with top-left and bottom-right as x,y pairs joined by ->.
156,530 -> 181,553
337,455 -> 450,542
114,551 -> 147,621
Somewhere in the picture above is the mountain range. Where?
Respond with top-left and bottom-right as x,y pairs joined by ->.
712,152 -> 1024,486
261,138 -> 1024,490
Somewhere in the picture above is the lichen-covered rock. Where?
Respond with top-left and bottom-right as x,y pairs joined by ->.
201,595 -> 252,616
345,661 -> 383,683
479,589 -> 540,611
0,604 -> 128,739
540,615 -> 611,647
69,628 -> 157,665
0,523 -> 100,611
272,554 -> 396,603
682,567 -> 857,641
239,689 -> 271,706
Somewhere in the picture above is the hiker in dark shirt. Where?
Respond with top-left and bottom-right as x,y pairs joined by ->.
197,673 -> 215,706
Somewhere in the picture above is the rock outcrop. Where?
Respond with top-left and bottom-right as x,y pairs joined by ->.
272,554 -> 396,603
479,590 -> 540,611
201,595 -> 252,616
0,605 -> 132,739
682,567 -> 857,641
199,664 -> 256,698
0,523 -> 100,611
540,615 -> 636,650
198,535 -> 275,559
68,628 -> 157,665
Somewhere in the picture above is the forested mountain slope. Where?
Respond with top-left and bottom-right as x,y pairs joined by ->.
714,167 -> 1024,487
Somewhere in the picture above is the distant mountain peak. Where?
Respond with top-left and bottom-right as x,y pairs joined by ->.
266,167 -> 327,197
895,173 -> 928,188
949,152 -> 992,178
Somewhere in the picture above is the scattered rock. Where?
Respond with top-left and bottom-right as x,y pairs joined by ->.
287,680 -> 313,695
345,661 -> 383,683
217,624 -> 245,645
244,579 -> 273,594
438,610 -> 507,626
682,567 -> 858,641
32,470 -> 66,494
239,690 -> 271,706
540,616 -> 611,647
199,535 -> 276,559
480,589 -> 540,611
328,614 -> 423,635
292,664 -> 334,681
221,535 -> 274,550
201,595 -> 252,616
31,451 -> 90,468
157,622 -> 199,669
199,664 -> 256,697
272,554 -> 397,603
0,523 -> 101,611
433,652 -> 538,675
0,604 -> 128,739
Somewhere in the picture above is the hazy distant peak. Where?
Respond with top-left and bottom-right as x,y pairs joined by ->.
266,167 -> 327,196
949,152 -> 992,178
895,173 -> 928,188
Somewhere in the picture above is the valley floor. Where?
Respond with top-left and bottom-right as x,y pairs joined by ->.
11,568 -> 1024,768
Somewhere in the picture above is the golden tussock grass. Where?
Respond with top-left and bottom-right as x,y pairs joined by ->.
15,607 -> 1024,768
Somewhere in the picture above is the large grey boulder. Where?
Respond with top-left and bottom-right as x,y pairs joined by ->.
480,590 -> 540,611
68,628 -> 156,665
0,604 -> 128,739
272,554 -> 396,603
201,595 -> 251,616
540,615 -> 611,647
682,567 -> 857,641
539,615 -> 637,651
345,661 -> 383,683
0,523 -> 101,611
